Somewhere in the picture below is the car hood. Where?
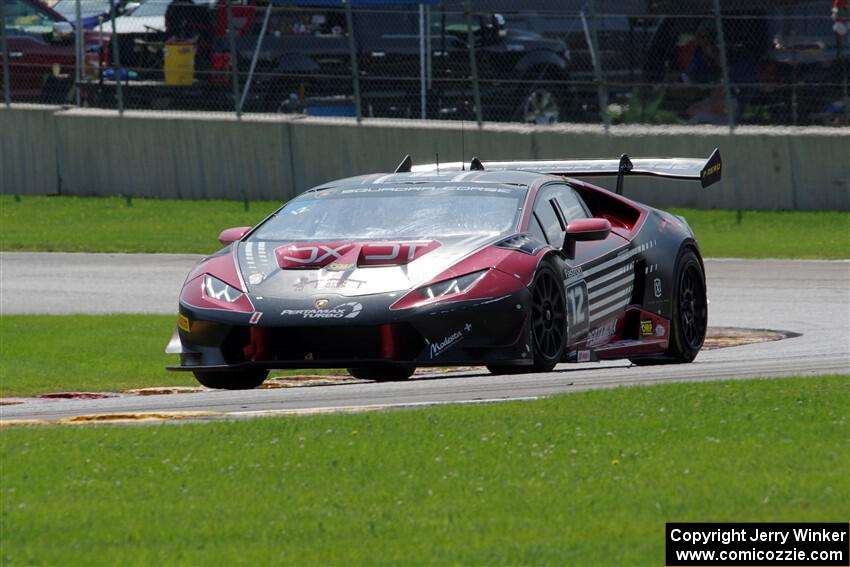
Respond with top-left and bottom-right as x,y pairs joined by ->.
235,233 -> 502,299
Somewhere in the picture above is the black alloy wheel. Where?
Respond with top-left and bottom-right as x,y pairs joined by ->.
631,247 -> 707,366
489,261 -> 567,375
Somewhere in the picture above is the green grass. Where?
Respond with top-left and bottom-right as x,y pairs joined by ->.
0,196 -> 280,255
0,315 -> 339,397
670,208 -> 850,259
1,375 -> 847,565
1,196 -> 848,258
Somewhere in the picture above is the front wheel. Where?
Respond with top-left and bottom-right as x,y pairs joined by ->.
193,369 -> 269,390
489,260 -> 566,376
347,366 -> 415,382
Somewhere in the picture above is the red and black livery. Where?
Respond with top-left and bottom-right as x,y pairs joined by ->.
167,149 -> 721,389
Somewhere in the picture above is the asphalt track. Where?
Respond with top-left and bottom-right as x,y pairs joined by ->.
1,253 -> 848,423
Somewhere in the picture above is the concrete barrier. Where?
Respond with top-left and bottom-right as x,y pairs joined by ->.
1,105 -> 848,210
0,105 -> 62,196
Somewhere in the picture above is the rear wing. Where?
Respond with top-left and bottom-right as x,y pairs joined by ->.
404,148 -> 722,194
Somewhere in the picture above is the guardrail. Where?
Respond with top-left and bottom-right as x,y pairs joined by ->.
1,105 -> 848,210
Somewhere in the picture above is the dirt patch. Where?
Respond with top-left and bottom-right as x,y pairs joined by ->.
125,386 -> 206,396
260,375 -> 359,389
703,327 -> 798,350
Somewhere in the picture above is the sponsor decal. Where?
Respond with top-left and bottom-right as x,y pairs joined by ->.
281,302 -> 363,319
429,323 -> 472,359
249,312 -> 263,325
587,319 -> 617,346
326,262 -> 356,272
641,319 -> 654,336
177,314 -> 191,332
315,298 -> 329,309
702,161 -> 721,178
656,323 -> 666,337
341,185 -> 511,195
358,241 -> 439,266
248,273 -> 264,285
577,349 -> 591,363
277,243 -> 354,269
654,278 -> 663,298
564,266 -> 583,279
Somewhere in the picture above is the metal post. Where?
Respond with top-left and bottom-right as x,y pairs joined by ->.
464,0 -> 482,125
419,3 -> 426,119
226,0 -> 241,118
587,0 -> 610,130
711,0 -> 735,131
1,0 -> 11,107
344,0 -> 362,122
239,2 -> 272,114
108,0 -> 123,114
75,0 -> 82,106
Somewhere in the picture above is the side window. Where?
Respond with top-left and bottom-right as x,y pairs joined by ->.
555,184 -> 591,224
532,185 -> 565,245
528,214 -> 547,243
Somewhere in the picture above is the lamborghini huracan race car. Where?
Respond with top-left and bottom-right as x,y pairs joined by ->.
166,150 -> 721,389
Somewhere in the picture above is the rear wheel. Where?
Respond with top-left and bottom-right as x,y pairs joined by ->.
193,369 -> 269,390
488,260 -> 566,375
347,366 -> 415,382
631,248 -> 707,365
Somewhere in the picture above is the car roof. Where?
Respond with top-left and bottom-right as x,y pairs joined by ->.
309,169 -> 550,192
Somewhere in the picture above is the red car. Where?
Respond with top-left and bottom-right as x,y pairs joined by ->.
2,0 -> 107,102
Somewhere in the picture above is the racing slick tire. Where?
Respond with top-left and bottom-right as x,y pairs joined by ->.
488,260 -> 567,375
193,369 -> 269,390
631,248 -> 707,366
347,366 -> 416,382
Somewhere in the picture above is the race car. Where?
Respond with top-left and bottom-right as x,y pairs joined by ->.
166,149 -> 721,389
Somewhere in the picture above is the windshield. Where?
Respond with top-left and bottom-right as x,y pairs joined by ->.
250,185 -> 526,241
131,0 -> 207,18
53,0 -> 109,16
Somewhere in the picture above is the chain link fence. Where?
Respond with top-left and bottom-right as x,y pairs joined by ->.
2,0 -> 848,126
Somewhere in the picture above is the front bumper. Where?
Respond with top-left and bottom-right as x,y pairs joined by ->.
167,288 -> 533,371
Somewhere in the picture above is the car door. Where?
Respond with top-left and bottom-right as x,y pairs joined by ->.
532,182 -> 632,348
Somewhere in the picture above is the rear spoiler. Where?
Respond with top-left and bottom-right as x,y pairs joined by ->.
404,148 -> 722,194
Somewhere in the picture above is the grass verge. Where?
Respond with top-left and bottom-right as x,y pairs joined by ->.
669,208 -> 850,259
0,315 -> 338,397
2,196 -> 848,258
1,375 -> 848,565
0,196 -> 280,255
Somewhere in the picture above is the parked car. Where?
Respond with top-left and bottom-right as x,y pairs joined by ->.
235,4 -> 572,123
2,0 -> 108,102
51,0 -> 134,29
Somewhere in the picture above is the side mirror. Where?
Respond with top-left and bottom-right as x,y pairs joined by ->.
218,226 -> 251,246
52,21 -> 74,43
562,218 -> 611,258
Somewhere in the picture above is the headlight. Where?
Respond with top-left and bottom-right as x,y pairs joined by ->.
203,275 -> 243,303
418,270 -> 488,299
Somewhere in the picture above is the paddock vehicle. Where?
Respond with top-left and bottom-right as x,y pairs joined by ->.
166,149 -> 721,389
